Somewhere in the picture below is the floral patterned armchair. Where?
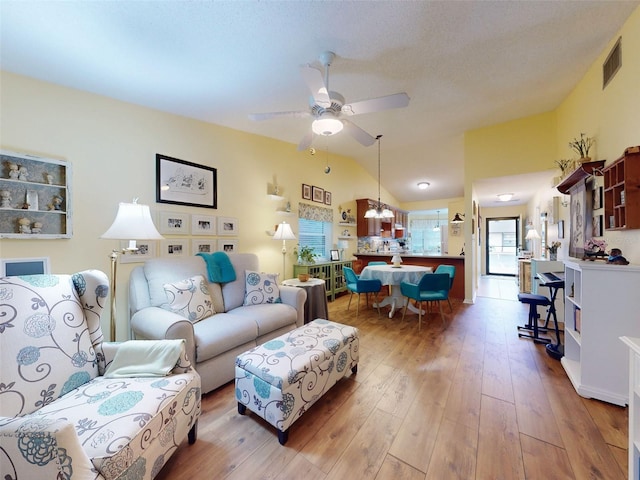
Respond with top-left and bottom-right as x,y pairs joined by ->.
0,270 -> 201,480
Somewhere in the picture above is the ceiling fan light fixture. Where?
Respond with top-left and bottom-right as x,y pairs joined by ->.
417,182 -> 430,190
497,193 -> 513,202
312,113 -> 343,136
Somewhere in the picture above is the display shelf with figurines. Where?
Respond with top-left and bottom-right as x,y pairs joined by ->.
0,149 -> 72,238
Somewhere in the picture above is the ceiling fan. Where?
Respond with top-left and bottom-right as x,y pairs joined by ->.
249,51 -> 410,151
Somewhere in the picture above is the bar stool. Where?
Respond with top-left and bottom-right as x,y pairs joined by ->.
517,293 -> 552,344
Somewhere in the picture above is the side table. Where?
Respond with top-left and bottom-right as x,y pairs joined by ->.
282,278 -> 329,323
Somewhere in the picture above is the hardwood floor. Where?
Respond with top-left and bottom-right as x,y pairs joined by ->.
157,280 -> 628,479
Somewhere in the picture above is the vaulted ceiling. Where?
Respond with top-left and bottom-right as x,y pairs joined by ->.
1,1 -> 637,206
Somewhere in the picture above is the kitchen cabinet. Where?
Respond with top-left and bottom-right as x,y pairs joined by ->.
356,199 -> 408,238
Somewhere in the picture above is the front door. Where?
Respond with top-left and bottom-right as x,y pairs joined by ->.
486,217 -> 519,275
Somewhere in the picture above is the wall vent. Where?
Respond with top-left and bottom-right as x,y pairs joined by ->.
603,37 -> 622,89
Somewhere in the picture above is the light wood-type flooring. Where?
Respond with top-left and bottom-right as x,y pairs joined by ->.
156,277 -> 628,479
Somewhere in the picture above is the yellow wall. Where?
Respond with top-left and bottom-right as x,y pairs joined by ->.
0,72 -> 396,339
463,6 -> 640,301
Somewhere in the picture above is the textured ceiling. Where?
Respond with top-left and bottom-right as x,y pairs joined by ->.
1,1 -> 637,206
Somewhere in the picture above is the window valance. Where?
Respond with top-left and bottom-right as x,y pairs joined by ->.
298,203 -> 333,223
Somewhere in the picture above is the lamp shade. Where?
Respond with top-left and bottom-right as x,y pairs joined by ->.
451,213 -> 465,223
525,228 -> 541,240
391,254 -> 403,266
101,202 -> 163,240
273,222 -> 296,241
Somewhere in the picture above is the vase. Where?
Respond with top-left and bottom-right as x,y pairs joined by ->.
549,252 -> 557,261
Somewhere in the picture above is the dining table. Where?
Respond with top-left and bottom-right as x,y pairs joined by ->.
359,264 -> 432,318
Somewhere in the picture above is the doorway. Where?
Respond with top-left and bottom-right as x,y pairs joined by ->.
486,217 -> 519,276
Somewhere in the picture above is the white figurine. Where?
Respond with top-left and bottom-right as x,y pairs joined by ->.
51,195 -> 63,210
18,166 -> 28,181
46,173 -> 54,185
18,217 -> 31,234
0,190 -> 11,208
8,163 -> 19,179
31,221 -> 43,234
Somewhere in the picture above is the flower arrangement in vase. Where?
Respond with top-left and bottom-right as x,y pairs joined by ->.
569,133 -> 595,162
546,241 -> 561,261
583,238 -> 607,260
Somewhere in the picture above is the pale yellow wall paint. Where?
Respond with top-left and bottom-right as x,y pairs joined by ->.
0,72 -> 396,340
463,6 -> 640,302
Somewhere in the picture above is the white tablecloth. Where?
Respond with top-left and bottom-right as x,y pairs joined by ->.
359,265 -> 432,285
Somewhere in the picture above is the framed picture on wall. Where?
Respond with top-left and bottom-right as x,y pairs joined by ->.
217,238 -> 238,253
119,241 -> 156,264
191,214 -> 216,235
192,239 -> 216,254
325,191 -> 332,205
217,216 -> 238,235
160,239 -> 189,257
558,219 -> 565,239
592,186 -> 603,210
592,215 -> 603,237
159,211 -> 190,235
302,184 -> 311,200
0,257 -> 50,276
156,154 -> 217,209
312,186 -> 324,203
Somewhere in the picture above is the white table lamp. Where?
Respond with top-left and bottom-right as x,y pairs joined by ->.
337,239 -> 349,260
525,228 -> 541,258
273,222 -> 296,281
101,199 -> 164,341
391,254 -> 403,267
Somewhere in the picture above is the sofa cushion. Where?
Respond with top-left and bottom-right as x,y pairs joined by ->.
161,275 -> 214,323
0,274 -> 102,417
243,271 -> 282,305
193,313 -> 258,362
144,257 -> 224,312
229,303 -> 298,337
31,372 -> 200,480
220,254 -> 260,311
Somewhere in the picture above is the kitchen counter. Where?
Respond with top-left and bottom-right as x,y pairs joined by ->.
353,253 -> 465,299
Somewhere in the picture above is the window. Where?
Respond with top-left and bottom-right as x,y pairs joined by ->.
409,218 -> 444,253
298,218 -> 332,260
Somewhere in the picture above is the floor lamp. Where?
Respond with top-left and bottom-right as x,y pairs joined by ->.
273,221 -> 296,282
100,199 -> 164,341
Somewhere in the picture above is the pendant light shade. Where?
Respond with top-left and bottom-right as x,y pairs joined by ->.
364,135 -> 394,220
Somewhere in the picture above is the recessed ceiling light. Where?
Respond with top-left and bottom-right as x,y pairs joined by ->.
417,182 -> 430,190
497,193 -> 513,202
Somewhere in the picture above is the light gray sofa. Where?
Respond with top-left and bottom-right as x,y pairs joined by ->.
129,253 -> 306,394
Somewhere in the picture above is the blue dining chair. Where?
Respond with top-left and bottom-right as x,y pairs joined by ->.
400,273 -> 451,330
368,261 -> 387,266
343,266 -> 382,318
434,264 -> 456,311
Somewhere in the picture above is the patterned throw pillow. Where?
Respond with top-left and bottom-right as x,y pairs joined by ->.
243,270 -> 282,305
161,274 -> 214,323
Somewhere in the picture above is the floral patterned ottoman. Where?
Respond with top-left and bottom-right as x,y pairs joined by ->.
235,319 -> 359,444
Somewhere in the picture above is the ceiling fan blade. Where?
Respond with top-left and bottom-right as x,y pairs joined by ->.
297,130 -> 314,151
341,92 -> 410,116
342,120 -> 376,147
249,111 -> 310,121
300,65 -> 331,107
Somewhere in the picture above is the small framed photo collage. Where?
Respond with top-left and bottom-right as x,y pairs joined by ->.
120,211 -> 239,263
302,183 -> 331,205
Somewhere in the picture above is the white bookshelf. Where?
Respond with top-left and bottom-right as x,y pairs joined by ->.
562,259 -> 640,406
621,336 -> 640,480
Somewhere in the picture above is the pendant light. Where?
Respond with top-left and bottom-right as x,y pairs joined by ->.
364,135 -> 394,219
433,210 -> 440,231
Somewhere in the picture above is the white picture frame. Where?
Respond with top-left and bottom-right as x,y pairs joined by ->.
191,214 -> 216,235
159,211 -> 190,235
192,239 -> 216,254
217,216 -> 238,236
119,241 -> 157,264
1,257 -> 51,276
160,238 -> 189,258
217,238 -> 238,253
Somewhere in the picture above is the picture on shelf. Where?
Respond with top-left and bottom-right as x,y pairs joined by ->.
592,186 -> 603,210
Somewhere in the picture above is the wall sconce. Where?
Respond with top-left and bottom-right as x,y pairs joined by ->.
451,212 -> 465,223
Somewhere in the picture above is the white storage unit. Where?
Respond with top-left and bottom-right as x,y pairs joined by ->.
562,259 -> 640,406
621,336 -> 640,480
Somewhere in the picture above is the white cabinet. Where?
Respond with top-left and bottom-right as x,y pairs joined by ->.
562,259 -> 640,405
621,336 -> 640,480
0,150 -> 72,238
